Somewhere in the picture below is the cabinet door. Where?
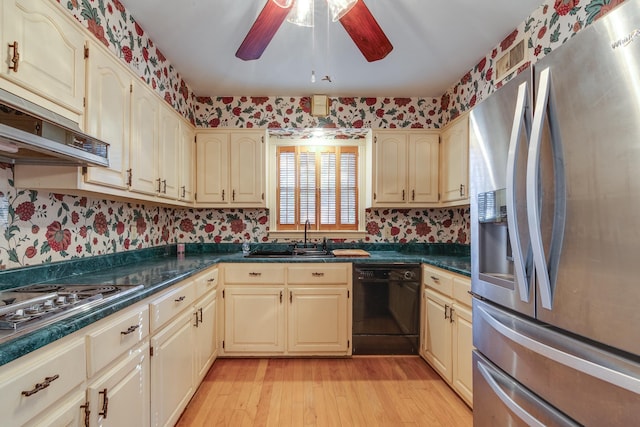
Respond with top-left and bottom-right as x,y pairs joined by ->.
24,389 -> 85,427
288,287 -> 349,354
223,287 -> 285,353
179,122 -> 195,202
452,303 -> 473,407
229,131 -> 264,205
84,41 -> 131,189
408,133 -> 439,203
440,115 -> 469,203
196,131 -> 229,203
158,103 -> 180,199
194,291 -> 217,383
0,0 -> 85,115
424,288 -> 453,382
88,342 -> 150,427
150,309 -> 195,427
130,78 -> 159,195
373,132 -> 407,204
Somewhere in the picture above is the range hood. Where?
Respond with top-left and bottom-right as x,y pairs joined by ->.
0,89 -> 109,167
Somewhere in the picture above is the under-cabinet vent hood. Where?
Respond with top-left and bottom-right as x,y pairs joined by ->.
0,89 -> 109,167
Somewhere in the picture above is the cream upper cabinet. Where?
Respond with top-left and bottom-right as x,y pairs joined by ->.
84,40 -> 132,189
196,131 -> 228,203
373,130 -> 439,206
129,78 -> 160,195
158,102 -> 180,199
440,114 -> 469,203
196,129 -> 265,206
0,0 -> 86,119
179,121 -> 195,202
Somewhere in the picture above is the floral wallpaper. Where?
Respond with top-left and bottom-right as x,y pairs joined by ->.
0,0 -> 626,270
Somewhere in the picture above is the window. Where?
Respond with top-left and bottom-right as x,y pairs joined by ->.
277,145 -> 358,231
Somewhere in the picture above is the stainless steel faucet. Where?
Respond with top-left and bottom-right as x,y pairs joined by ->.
304,219 -> 310,248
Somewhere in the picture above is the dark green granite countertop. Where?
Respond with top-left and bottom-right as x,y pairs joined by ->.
0,243 -> 469,366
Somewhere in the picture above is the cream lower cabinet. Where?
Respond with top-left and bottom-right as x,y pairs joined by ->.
221,263 -> 351,356
421,265 -> 473,407
87,342 -> 150,427
194,290 -> 217,383
25,389 -> 86,427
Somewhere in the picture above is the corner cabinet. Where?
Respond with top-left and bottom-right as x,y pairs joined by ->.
0,0 -> 86,120
421,264 -> 473,408
196,129 -> 266,207
440,114 -> 470,204
220,263 -> 352,356
372,130 -> 439,207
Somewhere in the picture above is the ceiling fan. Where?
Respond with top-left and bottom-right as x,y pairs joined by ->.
235,0 -> 393,62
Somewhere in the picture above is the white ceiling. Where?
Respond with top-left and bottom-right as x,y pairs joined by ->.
120,0 -> 542,98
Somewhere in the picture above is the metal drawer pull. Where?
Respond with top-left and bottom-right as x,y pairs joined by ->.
174,295 -> 186,302
21,374 -> 59,396
207,278 -> 216,283
311,272 -> 324,277
99,388 -> 109,418
430,275 -> 440,282
8,41 -> 19,72
120,324 -> 139,335
249,272 -> 262,277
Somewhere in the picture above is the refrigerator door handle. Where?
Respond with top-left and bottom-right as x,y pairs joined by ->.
476,359 -> 546,427
527,67 -> 567,310
477,302 -> 640,394
506,82 -> 532,303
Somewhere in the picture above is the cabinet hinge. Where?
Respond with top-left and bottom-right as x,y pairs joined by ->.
374,136 -> 377,144
222,289 -> 225,298
84,45 -> 89,59
150,346 -> 154,357
195,193 -> 197,201
222,340 -> 225,349
83,97 -> 86,108
347,290 -> 350,298
261,135 -> 264,143
348,340 -> 350,349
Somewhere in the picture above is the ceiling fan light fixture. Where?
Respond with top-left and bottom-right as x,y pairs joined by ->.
327,0 -> 357,21
287,0 -> 314,27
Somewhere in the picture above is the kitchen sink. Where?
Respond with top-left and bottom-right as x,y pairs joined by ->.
245,248 -> 335,258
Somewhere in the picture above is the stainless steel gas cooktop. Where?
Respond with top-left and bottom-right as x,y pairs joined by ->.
0,283 -> 143,343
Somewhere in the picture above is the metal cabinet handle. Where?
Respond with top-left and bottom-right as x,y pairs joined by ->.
174,295 -> 186,302
290,291 -> 293,303
8,41 -> 19,72
459,184 -> 465,196
430,275 -> 440,282
181,186 -> 186,198
198,307 -> 203,323
449,307 -> 455,323
156,178 -> 161,193
280,290 -> 283,303
126,169 -> 132,186
232,189 -> 236,201
311,272 -> 324,277
412,189 -> 415,201
21,374 -> 59,396
222,189 -> 225,201
80,402 -> 90,427
194,311 -> 199,327
99,388 -> 109,418
402,189 -> 405,201
249,272 -> 262,277
444,304 -> 450,320
120,324 -> 139,335
162,179 -> 167,193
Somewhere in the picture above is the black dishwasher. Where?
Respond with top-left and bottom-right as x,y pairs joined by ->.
352,264 -> 421,355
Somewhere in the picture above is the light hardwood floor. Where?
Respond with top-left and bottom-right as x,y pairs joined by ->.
177,356 -> 472,427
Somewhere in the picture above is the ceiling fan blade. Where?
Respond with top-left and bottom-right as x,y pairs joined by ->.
236,1 -> 294,61
339,0 -> 393,62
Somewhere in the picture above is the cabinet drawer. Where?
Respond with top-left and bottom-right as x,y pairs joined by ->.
224,264 -> 285,284
86,304 -> 149,377
287,264 -> 350,285
195,267 -> 218,299
150,280 -> 197,333
453,276 -> 472,307
0,336 -> 85,426
423,265 -> 454,297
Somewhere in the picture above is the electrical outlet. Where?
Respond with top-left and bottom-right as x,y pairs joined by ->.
384,227 -> 392,240
129,225 -> 138,240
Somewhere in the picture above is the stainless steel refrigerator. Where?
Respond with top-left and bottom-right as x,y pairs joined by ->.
470,1 -> 640,425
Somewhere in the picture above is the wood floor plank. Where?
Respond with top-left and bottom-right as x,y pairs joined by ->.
176,356 -> 472,427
